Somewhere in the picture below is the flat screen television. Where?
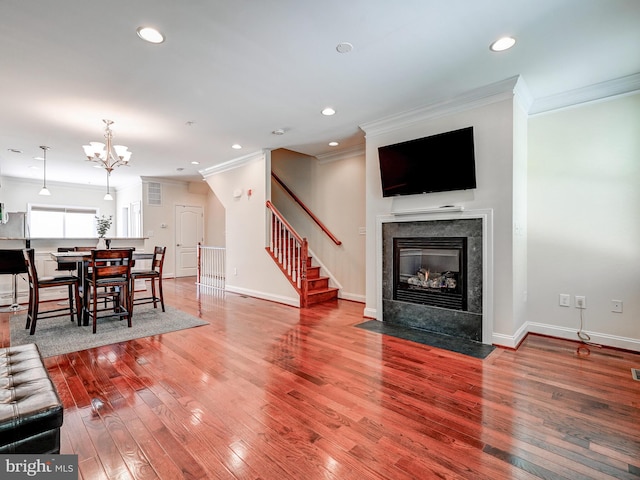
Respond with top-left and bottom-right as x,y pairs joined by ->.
378,126 -> 476,197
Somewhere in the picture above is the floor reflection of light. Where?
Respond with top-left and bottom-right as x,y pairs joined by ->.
196,285 -> 226,316
228,442 -> 247,470
190,408 -> 203,426
325,456 -> 339,474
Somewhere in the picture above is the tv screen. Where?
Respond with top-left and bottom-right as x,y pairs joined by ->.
378,126 -> 476,197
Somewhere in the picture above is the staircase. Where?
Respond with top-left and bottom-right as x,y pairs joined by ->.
304,257 -> 339,306
266,201 -> 338,307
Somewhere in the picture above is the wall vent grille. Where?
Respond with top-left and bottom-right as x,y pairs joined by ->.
148,182 -> 162,206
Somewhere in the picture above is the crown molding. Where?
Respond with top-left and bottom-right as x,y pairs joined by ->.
2,175 -> 106,192
530,73 -> 640,115
199,150 -> 265,177
140,176 -> 191,187
316,145 -> 365,164
360,76 -> 521,138
513,76 -> 533,113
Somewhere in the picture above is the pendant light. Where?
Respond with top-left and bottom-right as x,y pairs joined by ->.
39,146 -> 51,196
104,171 -> 113,201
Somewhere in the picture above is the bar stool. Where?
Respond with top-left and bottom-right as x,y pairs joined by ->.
0,249 -> 28,312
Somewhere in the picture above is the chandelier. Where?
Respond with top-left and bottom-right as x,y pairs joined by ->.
82,119 -> 132,174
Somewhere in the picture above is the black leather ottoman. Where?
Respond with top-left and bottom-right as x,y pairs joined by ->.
0,344 -> 63,454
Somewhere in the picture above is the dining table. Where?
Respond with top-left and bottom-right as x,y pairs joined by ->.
50,250 -> 154,326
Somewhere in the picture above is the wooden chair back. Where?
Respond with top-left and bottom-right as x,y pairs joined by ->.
151,246 -> 166,274
22,248 -> 38,286
91,249 -> 133,283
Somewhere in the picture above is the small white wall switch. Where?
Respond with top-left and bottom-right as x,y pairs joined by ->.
559,294 -> 570,307
575,295 -> 586,309
611,300 -> 623,313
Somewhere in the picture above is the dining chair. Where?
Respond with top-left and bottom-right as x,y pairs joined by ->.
22,248 -> 81,335
86,248 -> 133,334
56,247 -> 77,273
130,246 -> 166,312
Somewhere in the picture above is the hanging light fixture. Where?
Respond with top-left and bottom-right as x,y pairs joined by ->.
104,171 -> 113,201
82,119 -> 132,174
39,146 -> 51,196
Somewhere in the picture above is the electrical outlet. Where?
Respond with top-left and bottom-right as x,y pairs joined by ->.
559,294 -> 570,307
611,300 -> 623,313
575,295 -> 586,309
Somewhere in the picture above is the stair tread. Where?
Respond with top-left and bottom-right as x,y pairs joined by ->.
307,287 -> 339,295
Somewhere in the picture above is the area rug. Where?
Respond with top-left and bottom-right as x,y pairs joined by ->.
10,305 -> 208,358
355,320 -> 495,359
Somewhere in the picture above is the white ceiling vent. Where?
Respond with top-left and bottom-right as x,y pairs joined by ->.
147,182 -> 162,206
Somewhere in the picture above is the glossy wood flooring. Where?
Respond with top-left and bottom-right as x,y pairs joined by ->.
2,278 -> 640,479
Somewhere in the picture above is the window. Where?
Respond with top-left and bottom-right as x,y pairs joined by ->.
28,205 -> 99,238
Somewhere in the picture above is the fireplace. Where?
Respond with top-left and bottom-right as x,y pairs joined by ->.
394,237 -> 467,310
382,219 -> 483,341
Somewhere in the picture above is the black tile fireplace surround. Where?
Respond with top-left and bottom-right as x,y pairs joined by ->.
382,218 -> 483,342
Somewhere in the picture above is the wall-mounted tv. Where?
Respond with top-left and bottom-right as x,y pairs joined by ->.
378,126 -> 476,197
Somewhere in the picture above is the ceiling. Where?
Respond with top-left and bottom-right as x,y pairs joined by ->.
1,0 -> 639,190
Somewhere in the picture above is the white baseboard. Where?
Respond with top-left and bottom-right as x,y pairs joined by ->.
338,291 -> 365,303
363,307 -> 377,319
224,284 -> 300,308
492,322 -> 529,349
527,322 -> 640,352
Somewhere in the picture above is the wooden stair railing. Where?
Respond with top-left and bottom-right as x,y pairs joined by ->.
271,172 -> 342,246
266,201 -> 338,307
266,200 -> 309,304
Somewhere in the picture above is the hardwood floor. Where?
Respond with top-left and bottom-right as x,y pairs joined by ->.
2,277 -> 640,479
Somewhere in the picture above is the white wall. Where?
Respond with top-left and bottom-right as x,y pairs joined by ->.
527,92 -> 640,350
204,151 -> 298,306
205,189 -> 226,247
271,148 -> 366,302
0,176 -> 117,236
512,96 -> 529,339
140,179 -> 209,278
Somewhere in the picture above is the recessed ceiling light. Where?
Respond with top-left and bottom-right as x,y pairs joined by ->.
336,42 -> 353,54
137,26 -> 165,44
329,141 -> 339,147
321,107 -> 336,116
490,36 -> 516,52
176,167 -> 184,171
191,161 -> 200,165
232,144 -> 242,149
8,148 -> 22,154
272,128 -> 286,135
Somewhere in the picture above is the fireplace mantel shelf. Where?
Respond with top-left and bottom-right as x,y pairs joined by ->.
391,205 -> 464,216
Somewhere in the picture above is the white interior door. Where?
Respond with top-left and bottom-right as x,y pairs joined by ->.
175,205 -> 203,277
